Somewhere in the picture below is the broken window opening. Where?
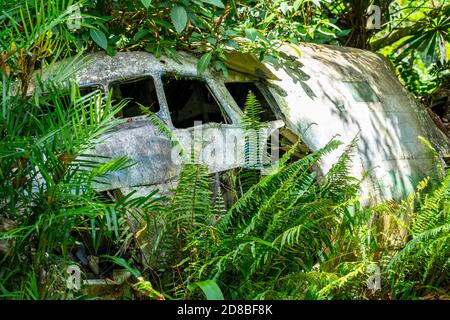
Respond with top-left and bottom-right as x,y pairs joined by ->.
110,77 -> 160,118
80,85 -> 102,97
78,86 -> 104,109
225,82 -> 277,122
276,128 -> 309,163
162,75 -> 229,128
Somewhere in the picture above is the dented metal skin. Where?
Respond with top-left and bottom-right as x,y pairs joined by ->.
58,44 -> 449,204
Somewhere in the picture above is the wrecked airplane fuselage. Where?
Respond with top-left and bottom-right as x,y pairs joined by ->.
72,50 -> 285,196
67,43 -> 449,204
264,43 -> 450,203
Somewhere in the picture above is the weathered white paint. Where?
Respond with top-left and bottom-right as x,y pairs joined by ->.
35,44 -> 449,204
266,43 -> 450,204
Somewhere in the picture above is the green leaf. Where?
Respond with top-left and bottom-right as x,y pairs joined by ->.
337,29 -> 351,37
106,46 -> 116,56
90,28 -> 108,50
171,6 -> 188,34
197,52 -> 212,74
225,39 -> 240,49
188,280 -> 224,300
103,255 -> 141,278
148,45 -> 161,58
424,33 -> 437,61
280,2 -> 289,15
134,28 -> 149,41
395,33 -> 430,61
141,0 -> 152,8
245,28 -> 258,42
288,44 -> 302,57
154,19 -> 173,28
199,0 -> 224,8
438,34 -> 446,64
294,0 -> 303,10
213,60 -> 228,79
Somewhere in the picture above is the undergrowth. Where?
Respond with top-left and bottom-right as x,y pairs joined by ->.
0,1 -> 448,300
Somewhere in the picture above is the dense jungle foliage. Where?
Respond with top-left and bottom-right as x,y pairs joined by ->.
0,0 -> 449,300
